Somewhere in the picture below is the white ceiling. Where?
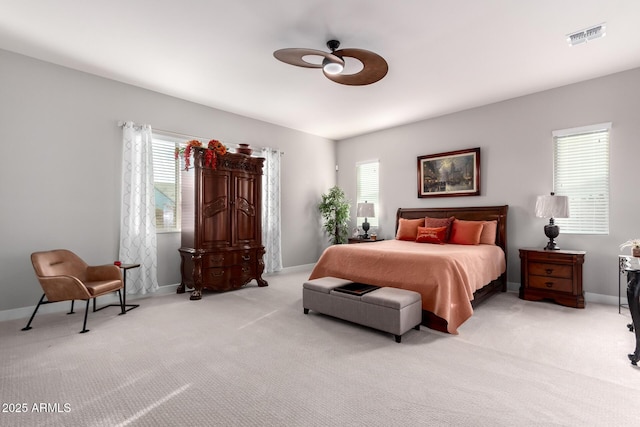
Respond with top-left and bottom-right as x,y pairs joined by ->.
2,1 -> 640,140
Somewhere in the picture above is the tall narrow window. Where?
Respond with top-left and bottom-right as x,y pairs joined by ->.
151,135 -> 182,232
356,160 -> 379,228
553,123 -> 610,234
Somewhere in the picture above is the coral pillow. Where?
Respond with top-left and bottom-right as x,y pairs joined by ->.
479,220 -> 497,245
425,216 -> 455,242
449,219 -> 484,245
396,218 -> 425,241
415,226 -> 448,244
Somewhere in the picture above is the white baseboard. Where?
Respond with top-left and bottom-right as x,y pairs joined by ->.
265,263 -> 315,275
0,269 -> 316,323
584,292 -> 619,306
1,274 -> 618,323
507,281 -> 619,306
0,284 -> 180,323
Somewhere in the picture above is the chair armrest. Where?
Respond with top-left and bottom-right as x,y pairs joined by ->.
38,275 -> 92,302
86,265 -> 122,282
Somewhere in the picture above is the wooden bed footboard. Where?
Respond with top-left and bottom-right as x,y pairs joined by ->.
396,205 -> 509,333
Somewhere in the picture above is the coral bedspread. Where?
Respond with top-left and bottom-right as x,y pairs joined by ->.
308,240 -> 506,334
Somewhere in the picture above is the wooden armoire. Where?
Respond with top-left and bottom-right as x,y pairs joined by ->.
177,147 -> 268,300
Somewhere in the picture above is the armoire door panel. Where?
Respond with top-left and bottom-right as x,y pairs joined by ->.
202,205 -> 231,247
200,171 -> 231,247
233,174 -> 258,244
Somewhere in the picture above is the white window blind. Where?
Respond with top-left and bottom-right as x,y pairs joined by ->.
152,136 -> 182,232
356,160 -> 379,227
553,123 -> 610,235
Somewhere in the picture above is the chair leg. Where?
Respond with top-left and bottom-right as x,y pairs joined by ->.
80,299 -> 91,334
68,300 -> 75,315
22,294 -> 46,331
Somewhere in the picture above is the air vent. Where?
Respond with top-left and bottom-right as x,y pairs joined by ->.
566,23 -> 606,46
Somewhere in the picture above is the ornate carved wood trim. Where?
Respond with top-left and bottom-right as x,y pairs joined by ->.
236,198 -> 255,216
204,197 -> 227,217
193,148 -> 264,174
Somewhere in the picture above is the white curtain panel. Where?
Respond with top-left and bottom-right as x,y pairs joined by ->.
119,122 -> 159,294
260,148 -> 283,273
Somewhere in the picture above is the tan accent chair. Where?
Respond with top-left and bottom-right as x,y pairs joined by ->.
24,249 -> 124,333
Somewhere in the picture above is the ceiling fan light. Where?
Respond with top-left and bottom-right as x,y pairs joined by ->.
322,58 -> 344,75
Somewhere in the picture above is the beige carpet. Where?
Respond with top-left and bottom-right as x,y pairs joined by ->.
1,266 -> 639,426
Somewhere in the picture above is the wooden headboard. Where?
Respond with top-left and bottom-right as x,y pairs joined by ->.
395,205 -> 509,255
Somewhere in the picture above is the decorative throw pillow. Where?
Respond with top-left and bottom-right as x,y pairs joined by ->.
415,226 -> 448,244
479,220 -> 497,245
396,218 -> 425,241
449,219 -> 484,245
424,216 -> 455,242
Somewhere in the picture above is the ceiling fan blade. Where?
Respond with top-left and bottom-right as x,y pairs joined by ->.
323,48 -> 388,86
273,48 -> 343,69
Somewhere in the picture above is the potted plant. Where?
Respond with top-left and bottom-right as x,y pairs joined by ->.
620,239 -> 640,257
319,186 -> 351,244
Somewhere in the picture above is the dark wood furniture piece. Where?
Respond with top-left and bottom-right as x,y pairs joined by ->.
348,238 -> 385,244
622,266 -> 640,365
177,148 -> 267,300
618,255 -> 638,313
395,205 -> 508,332
519,248 -> 585,308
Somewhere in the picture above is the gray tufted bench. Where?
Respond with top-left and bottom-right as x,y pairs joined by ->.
303,277 -> 422,343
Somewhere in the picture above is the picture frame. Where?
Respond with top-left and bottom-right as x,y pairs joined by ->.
417,147 -> 480,198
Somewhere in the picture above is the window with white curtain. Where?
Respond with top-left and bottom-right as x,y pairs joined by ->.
553,123 -> 611,234
151,135 -> 183,232
356,160 -> 379,228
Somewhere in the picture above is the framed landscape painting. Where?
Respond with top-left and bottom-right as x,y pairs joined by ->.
417,147 -> 480,198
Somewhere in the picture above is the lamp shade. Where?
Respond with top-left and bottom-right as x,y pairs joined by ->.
535,194 -> 569,219
356,202 -> 375,218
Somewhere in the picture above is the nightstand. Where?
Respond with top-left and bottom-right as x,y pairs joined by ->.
348,238 -> 385,244
519,248 -> 585,308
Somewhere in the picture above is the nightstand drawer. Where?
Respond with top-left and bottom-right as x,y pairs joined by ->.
529,262 -> 572,279
529,275 -> 574,293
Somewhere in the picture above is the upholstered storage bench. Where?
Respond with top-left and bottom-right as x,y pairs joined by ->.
303,277 -> 422,343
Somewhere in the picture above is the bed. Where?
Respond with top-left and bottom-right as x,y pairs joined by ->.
309,205 -> 508,334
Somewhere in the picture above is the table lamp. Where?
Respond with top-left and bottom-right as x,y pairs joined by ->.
535,192 -> 569,250
356,202 -> 375,239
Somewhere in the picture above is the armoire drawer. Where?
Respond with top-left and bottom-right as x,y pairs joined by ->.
202,251 -> 255,268
203,267 -> 229,283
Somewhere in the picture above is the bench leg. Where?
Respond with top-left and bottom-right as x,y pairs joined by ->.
303,308 -> 309,314
395,324 -> 420,343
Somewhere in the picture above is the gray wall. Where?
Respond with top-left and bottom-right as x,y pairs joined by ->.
2,45 -> 637,315
336,67 -> 640,300
0,49 -> 336,312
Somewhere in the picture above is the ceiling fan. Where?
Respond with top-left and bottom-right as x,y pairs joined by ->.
273,40 -> 388,86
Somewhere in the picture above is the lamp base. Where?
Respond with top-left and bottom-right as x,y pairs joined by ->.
544,240 -> 560,251
543,222 -> 560,251
361,219 -> 370,240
